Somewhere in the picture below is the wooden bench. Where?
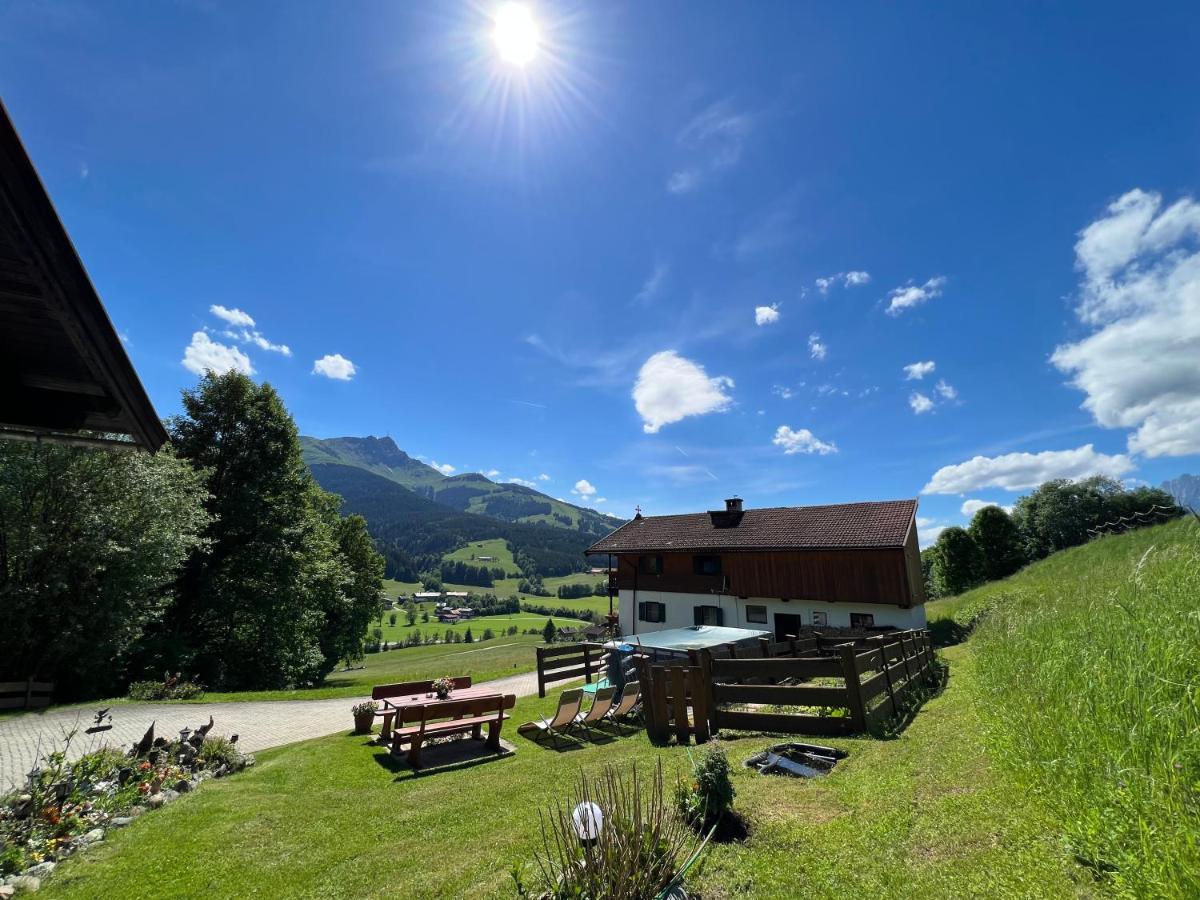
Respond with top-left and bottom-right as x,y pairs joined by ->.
390,693 -> 516,769
0,678 -> 53,710
371,677 -> 472,740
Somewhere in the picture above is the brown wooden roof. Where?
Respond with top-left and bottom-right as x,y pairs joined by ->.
587,499 -> 918,554
0,100 -> 166,451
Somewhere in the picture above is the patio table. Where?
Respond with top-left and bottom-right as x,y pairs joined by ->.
379,687 -> 503,739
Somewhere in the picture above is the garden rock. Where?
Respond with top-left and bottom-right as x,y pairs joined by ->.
21,864 -> 54,879
7,875 -> 38,893
0,884 -> 13,898
146,792 -> 166,809
111,816 -> 134,828
175,778 -> 192,793
79,828 -> 105,844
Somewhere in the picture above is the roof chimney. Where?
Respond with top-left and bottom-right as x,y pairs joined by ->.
725,496 -> 743,513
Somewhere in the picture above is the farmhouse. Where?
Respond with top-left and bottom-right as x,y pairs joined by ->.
588,497 -> 926,640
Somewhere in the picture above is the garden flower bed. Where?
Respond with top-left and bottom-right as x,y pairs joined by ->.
0,715 -> 252,893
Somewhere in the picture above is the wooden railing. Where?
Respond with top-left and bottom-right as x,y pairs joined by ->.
535,642 -> 606,698
634,629 -> 936,744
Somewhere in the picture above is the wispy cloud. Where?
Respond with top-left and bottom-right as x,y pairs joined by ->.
903,360 -> 936,380
886,276 -> 947,316
508,477 -> 536,488
210,305 -> 255,328
808,333 -> 827,360
909,392 -> 935,414
935,379 -> 958,400
815,270 -> 871,294
634,260 -> 670,304
666,99 -> 751,195
430,460 -> 456,476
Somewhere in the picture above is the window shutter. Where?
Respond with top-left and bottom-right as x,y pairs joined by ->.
693,606 -> 703,626
715,606 -> 724,626
638,602 -> 646,620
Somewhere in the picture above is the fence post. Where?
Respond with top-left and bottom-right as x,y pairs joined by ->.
536,647 -> 546,698
838,643 -> 868,733
689,666 -> 710,744
670,667 -> 689,744
582,645 -> 594,686
650,665 -> 671,744
898,632 -> 915,683
701,649 -> 719,736
759,637 -> 771,658
24,676 -> 34,710
869,636 -> 898,718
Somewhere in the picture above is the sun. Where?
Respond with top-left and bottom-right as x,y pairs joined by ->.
492,3 -> 540,66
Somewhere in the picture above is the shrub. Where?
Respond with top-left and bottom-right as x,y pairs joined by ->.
516,761 -> 703,899
463,628 -> 474,644
541,618 -> 557,644
128,672 -> 206,701
675,742 -> 736,828
388,612 -> 398,626
198,736 -> 244,771
481,628 -> 495,641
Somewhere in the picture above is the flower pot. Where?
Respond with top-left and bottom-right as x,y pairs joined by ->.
353,712 -> 374,735
435,689 -> 451,700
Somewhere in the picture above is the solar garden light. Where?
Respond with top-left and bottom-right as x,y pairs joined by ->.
572,801 -> 604,846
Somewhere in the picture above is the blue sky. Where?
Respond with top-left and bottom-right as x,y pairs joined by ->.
3,1 -> 1199,543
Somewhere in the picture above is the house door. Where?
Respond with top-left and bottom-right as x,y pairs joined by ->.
774,613 -> 804,641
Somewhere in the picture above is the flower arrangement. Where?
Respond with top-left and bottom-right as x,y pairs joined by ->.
351,700 -> 378,717
431,677 -> 455,699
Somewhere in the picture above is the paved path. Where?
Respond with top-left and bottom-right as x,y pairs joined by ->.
0,670 -> 545,791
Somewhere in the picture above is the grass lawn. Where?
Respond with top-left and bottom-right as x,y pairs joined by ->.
442,538 -> 518,572
371,608 -> 588,644
39,638 -> 1081,899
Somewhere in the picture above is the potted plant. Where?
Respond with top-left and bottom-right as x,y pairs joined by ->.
351,700 -> 378,734
431,677 -> 455,700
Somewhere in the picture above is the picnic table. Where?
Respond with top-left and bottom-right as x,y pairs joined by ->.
385,688 -> 515,768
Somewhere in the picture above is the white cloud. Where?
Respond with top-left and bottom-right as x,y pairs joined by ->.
923,444 -> 1135,494
486,469 -> 501,478
666,100 -> 750,195
909,392 -> 934,414
247,332 -> 291,356
572,479 -> 597,497
885,276 -> 946,316
961,499 -> 1016,517
772,425 -> 838,455
816,271 -> 872,294
935,379 -> 958,400
210,305 -> 255,328
903,360 -> 936,380
537,473 -> 551,481
807,333 -> 828,360
635,261 -> 669,304
918,524 -> 948,545
754,304 -> 780,326
1051,188 -> 1200,457
632,350 -> 734,433
507,477 -> 536,488
430,461 -> 456,476
594,497 -> 607,504
182,332 -> 253,377
312,353 -> 356,380
772,384 -> 795,400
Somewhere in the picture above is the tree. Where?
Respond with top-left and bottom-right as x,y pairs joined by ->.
463,627 -> 474,644
542,618 -> 557,644
405,601 -> 417,626
159,371 -> 383,690
421,608 -> 429,623
0,441 -> 208,700
481,628 -> 495,641
920,546 -> 942,601
389,612 -> 398,627
968,506 -> 1027,581
931,527 -> 985,597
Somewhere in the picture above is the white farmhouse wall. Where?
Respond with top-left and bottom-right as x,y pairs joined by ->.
618,589 -> 926,636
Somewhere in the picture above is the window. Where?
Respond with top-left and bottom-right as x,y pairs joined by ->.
692,554 -> 722,576
640,554 -> 663,575
638,601 -> 665,623
745,604 -> 767,624
850,612 -> 875,628
811,610 -> 827,627
694,605 -> 724,627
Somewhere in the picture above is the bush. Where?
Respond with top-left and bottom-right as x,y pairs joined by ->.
515,761 -> 701,899
675,742 -> 736,828
127,673 -> 206,701
463,628 -> 474,644
541,618 -> 557,644
481,628 -> 495,641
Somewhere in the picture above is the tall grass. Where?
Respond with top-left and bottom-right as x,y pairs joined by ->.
958,519 -> 1199,898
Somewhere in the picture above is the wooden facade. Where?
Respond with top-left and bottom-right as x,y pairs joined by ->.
614,540 -> 925,609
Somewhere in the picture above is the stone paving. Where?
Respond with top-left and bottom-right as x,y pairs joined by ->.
0,670 -> 545,791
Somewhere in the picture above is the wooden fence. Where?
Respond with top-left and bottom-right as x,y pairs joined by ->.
636,629 -> 935,743
535,642 -> 606,698
0,677 -> 54,710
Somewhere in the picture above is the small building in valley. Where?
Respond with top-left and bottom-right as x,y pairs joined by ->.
587,497 -> 926,640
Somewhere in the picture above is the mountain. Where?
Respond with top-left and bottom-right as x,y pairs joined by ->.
300,436 -> 625,583
1161,473 -> 1200,511
300,435 -> 622,538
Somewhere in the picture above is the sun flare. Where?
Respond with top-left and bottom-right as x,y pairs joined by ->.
492,3 -> 540,66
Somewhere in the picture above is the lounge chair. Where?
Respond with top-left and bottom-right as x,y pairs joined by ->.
572,686 -> 615,737
518,688 -> 584,748
602,681 -> 641,730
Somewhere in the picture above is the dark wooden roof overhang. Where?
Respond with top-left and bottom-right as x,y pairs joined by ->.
0,100 -> 166,451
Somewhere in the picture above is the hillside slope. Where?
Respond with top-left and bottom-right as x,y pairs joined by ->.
309,463 -> 604,581
927,517 -> 1199,897
301,435 -> 621,540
